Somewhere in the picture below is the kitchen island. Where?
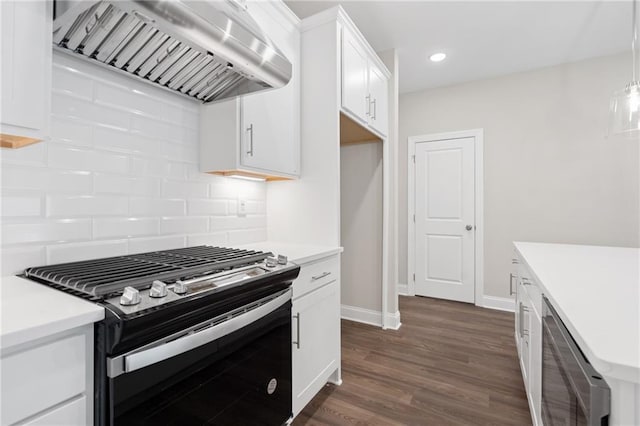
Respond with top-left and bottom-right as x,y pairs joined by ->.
513,242 -> 639,426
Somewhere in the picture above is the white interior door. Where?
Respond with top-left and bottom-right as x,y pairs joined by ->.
414,137 -> 475,303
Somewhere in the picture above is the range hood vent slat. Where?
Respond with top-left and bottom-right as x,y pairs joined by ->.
52,0 -> 292,104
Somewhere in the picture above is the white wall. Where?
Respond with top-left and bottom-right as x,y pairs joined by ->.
0,52 -> 267,276
399,52 -> 640,299
340,142 -> 383,311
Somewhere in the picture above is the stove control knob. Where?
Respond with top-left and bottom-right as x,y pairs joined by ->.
277,255 -> 287,265
149,280 -> 168,298
265,256 -> 278,268
120,286 -> 141,306
173,280 -> 187,295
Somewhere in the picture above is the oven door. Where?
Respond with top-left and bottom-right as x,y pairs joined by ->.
541,296 -> 610,426
105,289 -> 292,426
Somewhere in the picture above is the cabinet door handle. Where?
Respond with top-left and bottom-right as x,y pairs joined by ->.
311,271 -> 331,281
371,98 -> 377,120
509,273 -> 515,296
292,313 -> 300,349
246,124 -> 254,156
365,94 -> 371,116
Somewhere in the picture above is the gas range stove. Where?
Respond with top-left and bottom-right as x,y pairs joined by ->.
24,245 -> 297,314
21,245 -> 300,426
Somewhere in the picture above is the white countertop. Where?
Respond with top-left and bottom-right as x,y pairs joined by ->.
239,241 -> 343,265
514,242 -> 640,383
0,276 -> 105,351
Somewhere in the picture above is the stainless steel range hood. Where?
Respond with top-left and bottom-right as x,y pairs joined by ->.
52,0 -> 292,103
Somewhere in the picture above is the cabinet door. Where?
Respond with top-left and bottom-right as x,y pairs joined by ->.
238,1 -> 299,177
341,28 -> 369,124
517,280 -> 531,390
292,281 -> 340,416
528,307 -> 543,426
241,83 -> 297,175
367,63 -> 388,136
1,0 -> 51,139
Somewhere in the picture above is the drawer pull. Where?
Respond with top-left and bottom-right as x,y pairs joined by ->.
522,277 -> 532,285
311,271 -> 331,281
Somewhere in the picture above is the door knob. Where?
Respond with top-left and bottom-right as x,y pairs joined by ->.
466,225 -> 473,231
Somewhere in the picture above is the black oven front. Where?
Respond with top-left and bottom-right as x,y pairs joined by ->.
100,289 -> 292,426
541,296 -> 610,426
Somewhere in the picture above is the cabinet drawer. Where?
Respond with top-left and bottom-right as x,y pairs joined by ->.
519,265 -> 542,316
293,256 -> 339,299
25,395 -> 86,426
1,333 -> 86,425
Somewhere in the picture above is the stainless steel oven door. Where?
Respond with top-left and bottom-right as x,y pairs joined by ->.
541,296 -> 610,426
105,288 -> 292,426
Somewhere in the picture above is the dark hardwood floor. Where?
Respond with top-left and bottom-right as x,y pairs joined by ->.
293,295 -> 532,426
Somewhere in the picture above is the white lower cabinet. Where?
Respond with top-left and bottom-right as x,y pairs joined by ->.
291,255 -> 341,418
0,325 -> 93,426
514,252 -> 543,426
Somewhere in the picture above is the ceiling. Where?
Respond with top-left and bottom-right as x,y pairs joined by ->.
284,1 -> 632,94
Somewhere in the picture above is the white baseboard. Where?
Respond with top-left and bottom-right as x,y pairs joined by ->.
384,310 -> 402,330
481,295 -> 515,312
341,305 -> 382,327
341,305 -> 402,330
398,282 -> 409,296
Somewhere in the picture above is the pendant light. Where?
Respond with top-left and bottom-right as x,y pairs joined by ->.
608,0 -> 640,137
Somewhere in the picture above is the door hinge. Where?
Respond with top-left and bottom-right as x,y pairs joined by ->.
413,214 -> 415,223
413,273 -> 415,282
412,155 -> 415,163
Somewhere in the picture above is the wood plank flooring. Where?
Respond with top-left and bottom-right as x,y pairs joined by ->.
293,296 -> 532,426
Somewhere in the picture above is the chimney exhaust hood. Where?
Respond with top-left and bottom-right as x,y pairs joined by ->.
52,0 -> 292,104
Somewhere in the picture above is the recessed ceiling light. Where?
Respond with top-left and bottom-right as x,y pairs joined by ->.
429,52 -> 447,62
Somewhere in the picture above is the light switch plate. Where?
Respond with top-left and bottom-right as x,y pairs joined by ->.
238,198 -> 247,216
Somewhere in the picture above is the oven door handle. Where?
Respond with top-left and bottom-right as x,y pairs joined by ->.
107,289 -> 291,378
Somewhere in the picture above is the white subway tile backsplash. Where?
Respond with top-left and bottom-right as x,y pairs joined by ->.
95,81 -> 163,117
160,217 -> 209,235
2,166 -> 92,193
188,199 -> 227,216
187,232 -> 228,247
228,228 -> 268,245
47,239 -> 128,264
162,180 -> 208,198
2,220 -> 92,245
131,157 -> 169,177
48,144 -> 129,174
94,126 -> 155,155
95,174 -> 160,196
93,217 -> 158,239
51,115 -> 93,147
53,91 -> 129,130
128,235 -> 186,254
210,216 -> 266,231
130,198 -> 185,216
1,52 -> 267,269
1,246 -> 46,276
0,142 -> 47,166
167,162 -> 188,180
1,196 -> 42,217
52,63 -> 93,101
47,195 -> 128,217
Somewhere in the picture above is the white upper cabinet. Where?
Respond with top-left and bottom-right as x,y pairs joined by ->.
340,26 -> 389,137
200,1 -> 300,180
367,63 -> 388,135
341,29 -> 369,122
0,0 -> 52,142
